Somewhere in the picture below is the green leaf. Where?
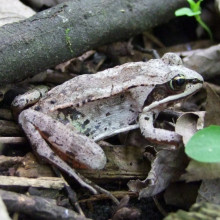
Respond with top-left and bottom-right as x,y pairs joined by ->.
175,8 -> 200,17
194,0 -> 203,11
187,0 -> 197,9
185,125 -> 220,163
187,0 -> 202,13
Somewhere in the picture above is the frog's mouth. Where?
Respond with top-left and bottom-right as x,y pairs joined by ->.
143,79 -> 203,113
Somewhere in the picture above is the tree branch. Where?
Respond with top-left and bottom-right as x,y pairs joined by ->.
0,189 -> 89,220
0,0 -> 186,85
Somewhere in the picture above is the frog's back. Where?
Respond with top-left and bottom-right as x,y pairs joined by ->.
38,59 -> 169,112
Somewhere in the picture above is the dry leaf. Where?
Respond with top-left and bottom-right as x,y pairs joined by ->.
197,179 -> 220,204
0,0 -> 35,27
0,197 -> 11,220
175,111 -> 205,145
204,83 -> 220,126
128,146 -> 188,198
180,44 -> 220,79
181,160 -> 220,181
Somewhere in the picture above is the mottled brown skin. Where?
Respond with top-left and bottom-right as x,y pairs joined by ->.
13,53 -> 203,192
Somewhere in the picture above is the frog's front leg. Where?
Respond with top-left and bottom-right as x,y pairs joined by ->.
139,112 -> 182,145
19,109 -> 107,193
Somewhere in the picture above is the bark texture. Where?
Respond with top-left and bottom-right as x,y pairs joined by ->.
0,0 -> 186,85
0,189 -> 88,220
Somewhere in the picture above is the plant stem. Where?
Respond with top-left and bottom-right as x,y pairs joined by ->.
195,15 -> 213,40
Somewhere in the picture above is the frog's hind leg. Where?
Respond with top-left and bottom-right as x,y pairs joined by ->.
18,109 -> 107,194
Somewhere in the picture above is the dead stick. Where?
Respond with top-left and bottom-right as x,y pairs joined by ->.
0,189 -> 89,220
0,0 -> 186,85
0,137 -> 26,144
0,176 -> 65,190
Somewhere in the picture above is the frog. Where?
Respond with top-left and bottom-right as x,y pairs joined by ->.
12,53 -> 203,193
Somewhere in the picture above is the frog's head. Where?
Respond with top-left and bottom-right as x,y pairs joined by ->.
143,53 -> 204,112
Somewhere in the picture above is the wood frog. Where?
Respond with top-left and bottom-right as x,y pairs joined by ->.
12,53 -> 203,192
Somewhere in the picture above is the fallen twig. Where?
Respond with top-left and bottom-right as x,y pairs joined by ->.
0,137 -> 25,144
0,176 -> 65,190
0,189 -> 89,220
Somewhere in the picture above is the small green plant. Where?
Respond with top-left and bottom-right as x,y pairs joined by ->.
65,28 -> 74,53
175,0 -> 213,40
185,125 -> 220,163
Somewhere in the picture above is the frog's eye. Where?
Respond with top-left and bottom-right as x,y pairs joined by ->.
169,74 -> 186,91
